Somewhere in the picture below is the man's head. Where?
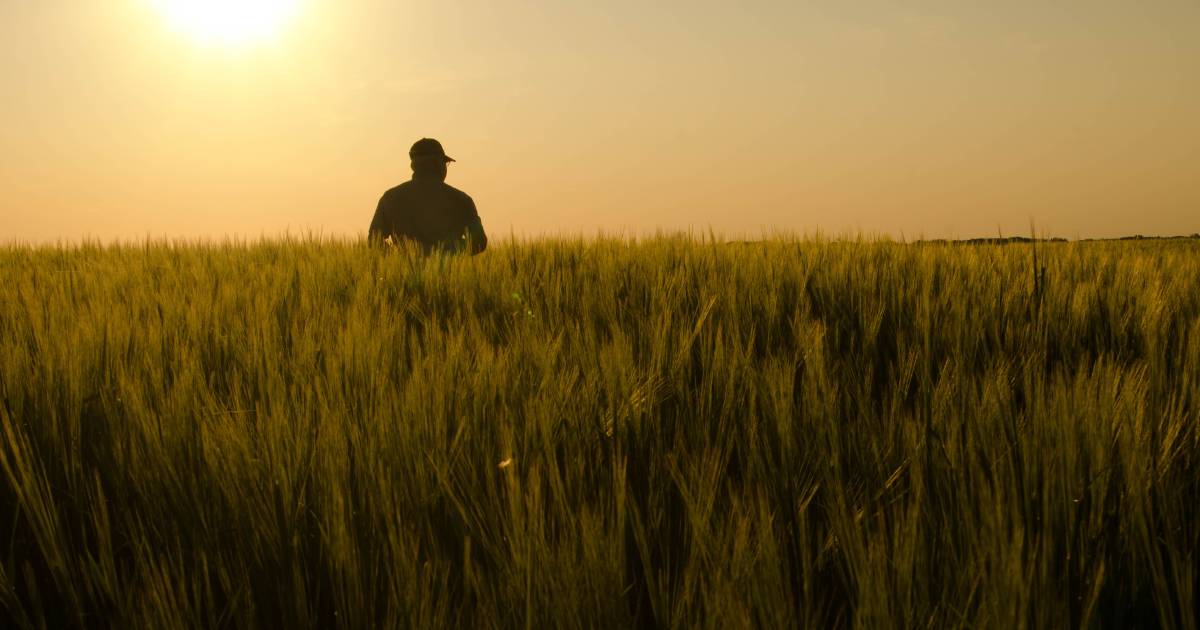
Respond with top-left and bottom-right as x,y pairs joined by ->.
410,138 -> 455,180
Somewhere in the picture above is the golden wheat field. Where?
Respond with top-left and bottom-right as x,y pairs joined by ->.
0,236 -> 1197,628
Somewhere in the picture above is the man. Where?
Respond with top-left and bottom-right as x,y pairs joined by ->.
369,138 -> 487,254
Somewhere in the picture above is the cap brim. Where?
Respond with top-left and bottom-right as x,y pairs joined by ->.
444,156 -> 455,163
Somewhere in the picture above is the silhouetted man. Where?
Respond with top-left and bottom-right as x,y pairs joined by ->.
369,138 -> 487,254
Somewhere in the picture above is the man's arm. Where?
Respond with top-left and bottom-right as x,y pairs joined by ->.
464,197 -> 487,255
368,195 -> 391,245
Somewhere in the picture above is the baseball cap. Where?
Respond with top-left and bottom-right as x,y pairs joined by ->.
409,138 -> 455,163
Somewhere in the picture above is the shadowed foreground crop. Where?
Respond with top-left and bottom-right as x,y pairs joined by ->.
0,237 -> 1197,628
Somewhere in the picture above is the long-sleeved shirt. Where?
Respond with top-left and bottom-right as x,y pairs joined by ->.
368,175 -> 487,254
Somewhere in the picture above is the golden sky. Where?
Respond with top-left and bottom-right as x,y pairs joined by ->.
2,0 -> 1197,242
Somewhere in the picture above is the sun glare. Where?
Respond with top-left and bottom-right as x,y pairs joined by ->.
152,0 -> 301,46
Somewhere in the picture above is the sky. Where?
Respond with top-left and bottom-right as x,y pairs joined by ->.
1,0 -> 1197,242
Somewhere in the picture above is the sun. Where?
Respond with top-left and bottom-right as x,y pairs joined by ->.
152,0 -> 302,47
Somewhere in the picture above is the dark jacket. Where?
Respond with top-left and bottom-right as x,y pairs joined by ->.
368,175 -> 487,254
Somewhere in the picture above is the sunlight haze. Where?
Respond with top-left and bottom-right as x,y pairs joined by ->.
1,0 -> 1197,242
150,0 -> 301,47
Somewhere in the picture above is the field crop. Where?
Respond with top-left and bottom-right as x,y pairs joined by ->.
0,236 -> 1197,628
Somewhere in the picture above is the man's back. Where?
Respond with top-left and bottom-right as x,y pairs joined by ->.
370,179 -> 486,254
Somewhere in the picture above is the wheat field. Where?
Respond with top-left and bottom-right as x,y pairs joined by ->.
0,236 -> 1197,628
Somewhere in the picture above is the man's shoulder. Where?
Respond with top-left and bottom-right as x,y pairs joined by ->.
441,183 -> 474,205
381,180 -> 473,207
381,181 -> 414,198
